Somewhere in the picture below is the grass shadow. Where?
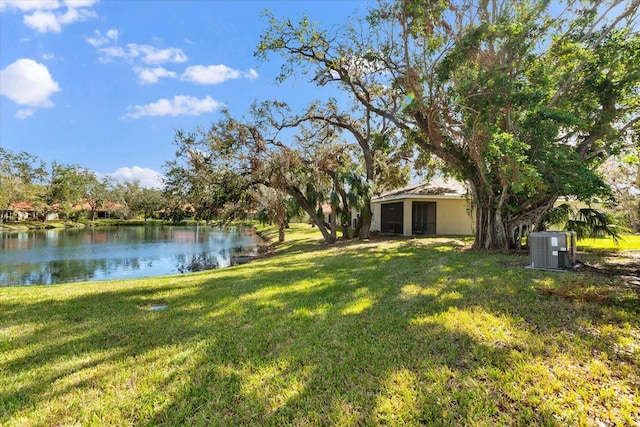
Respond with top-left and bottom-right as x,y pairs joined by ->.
1,232 -> 638,425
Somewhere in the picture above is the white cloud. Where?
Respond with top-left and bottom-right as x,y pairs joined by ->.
181,64 -> 259,85
133,44 -> 187,64
23,10 -> 61,33
107,166 -> 164,189
99,43 -> 187,64
105,28 -> 118,39
85,28 -> 118,47
64,0 -> 99,7
247,69 -> 259,79
1,0 -> 99,10
15,109 -> 34,119
133,66 -> 177,84
85,31 -> 254,89
124,95 -> 223,119
3,0 -> 97,33
23,6 -> 96,33
99,45 -> 128,61
0,59 -> 61,107
23,9 -> 98,33
0,0 -> 60,12
58,6 -> 95,24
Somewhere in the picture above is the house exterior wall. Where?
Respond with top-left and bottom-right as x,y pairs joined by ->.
433,198 -> 474,235
16,210 -> 30,221
2,209 -> 36,221
372,197 -> 474,236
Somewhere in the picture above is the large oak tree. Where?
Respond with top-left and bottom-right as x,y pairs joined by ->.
167,106 -> 355,244
258,13 -> 416,240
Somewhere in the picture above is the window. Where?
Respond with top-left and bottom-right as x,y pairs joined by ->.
412,202 -> 436,234
380,202 -> 404,234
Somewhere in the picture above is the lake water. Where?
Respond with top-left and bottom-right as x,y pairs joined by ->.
0,226 -> 264,286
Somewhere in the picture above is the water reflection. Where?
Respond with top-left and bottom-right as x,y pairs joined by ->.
0,226 -> 262,285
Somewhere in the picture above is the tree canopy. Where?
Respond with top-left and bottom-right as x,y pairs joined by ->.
0,148 -> 47,221
258,0 -> 639,250
166,103 -> 367,243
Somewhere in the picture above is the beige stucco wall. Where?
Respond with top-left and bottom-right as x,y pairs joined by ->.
371,197 -> 474,236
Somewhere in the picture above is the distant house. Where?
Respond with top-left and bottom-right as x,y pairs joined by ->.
371,177 -> 474,236
1,202 -> 38,222
72,201 -> 127,219
1,200 -> 129,222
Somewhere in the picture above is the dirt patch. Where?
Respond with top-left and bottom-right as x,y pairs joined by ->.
576,250 -> 640,289
532,250 -> 640,310
535,282 -> 613,303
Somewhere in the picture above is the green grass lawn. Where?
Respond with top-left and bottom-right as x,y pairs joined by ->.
1,225 -> 638,426
578,234 -> 640,252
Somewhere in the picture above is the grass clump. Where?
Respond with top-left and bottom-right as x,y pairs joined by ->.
1,224 -> 638,426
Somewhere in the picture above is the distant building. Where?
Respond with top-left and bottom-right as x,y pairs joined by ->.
371,177 -> 474,236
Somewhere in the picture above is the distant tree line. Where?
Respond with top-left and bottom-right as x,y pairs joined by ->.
0,147 -> 306,237
0,147 -> 167,223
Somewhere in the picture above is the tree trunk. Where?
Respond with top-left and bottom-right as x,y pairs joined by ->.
359,214 -> 372,239
473,196 -> 558,251
472,204 -> 511,251
276,203 -> 286,243
341,223 -> 350,239
353,215 -> 363,239
330,204 -> 337,243
286,188 -> 335,243
314,213 -> 335,243
358,199 -> 372,239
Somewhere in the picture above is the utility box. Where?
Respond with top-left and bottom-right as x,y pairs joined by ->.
528,231 -> 576,270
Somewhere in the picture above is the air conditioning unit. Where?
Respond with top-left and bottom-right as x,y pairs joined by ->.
528,231 -> 576,270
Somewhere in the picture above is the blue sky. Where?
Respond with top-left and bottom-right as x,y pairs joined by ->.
1,0 -> 368,187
